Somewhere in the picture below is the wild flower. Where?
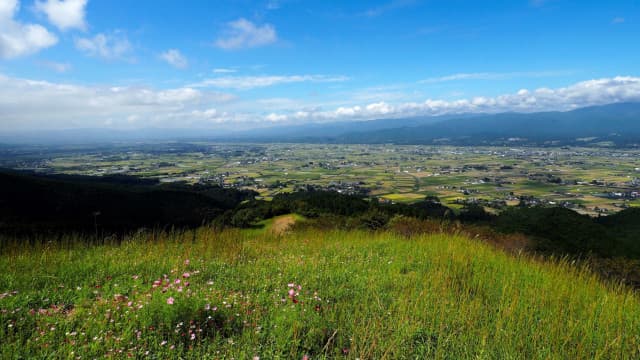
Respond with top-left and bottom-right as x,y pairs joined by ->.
184,259 -> 190,266
182,272 -> 190,278
166,297 -> 175,305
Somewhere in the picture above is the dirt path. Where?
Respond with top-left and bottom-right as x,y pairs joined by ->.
269,215 -> 297,235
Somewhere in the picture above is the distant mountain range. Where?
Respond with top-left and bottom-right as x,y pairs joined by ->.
330,102 -> 640,147
232,102 -> 640,147
2,102 -> 640,147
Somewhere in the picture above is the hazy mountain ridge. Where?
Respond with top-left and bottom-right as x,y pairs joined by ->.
1,102 -> 639,147
332,102 -> 640,146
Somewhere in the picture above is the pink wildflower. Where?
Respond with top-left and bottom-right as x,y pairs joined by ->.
166,297 -> 175,305
182,272 -> 190,278
184,259 -> 190,266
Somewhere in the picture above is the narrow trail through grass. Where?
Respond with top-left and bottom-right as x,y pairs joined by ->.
269,214 -> 299,235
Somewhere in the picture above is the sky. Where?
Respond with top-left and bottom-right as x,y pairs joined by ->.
0,0 -> 639,131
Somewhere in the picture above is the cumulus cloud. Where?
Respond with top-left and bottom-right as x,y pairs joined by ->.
0,0 -> 58,59
2,75 -> 640,130
261,76 -> 640,123
160,49 -> 188,69
215,18 -> 277,50
191,74 -> 349,90
35,0 -> 87,31
75,32 -> 132,60
0,73 -> 237,130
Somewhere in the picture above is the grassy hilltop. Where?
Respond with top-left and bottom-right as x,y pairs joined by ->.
1,222 -> 639,358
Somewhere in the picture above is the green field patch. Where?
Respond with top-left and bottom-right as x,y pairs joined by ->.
2,229 -> 638,358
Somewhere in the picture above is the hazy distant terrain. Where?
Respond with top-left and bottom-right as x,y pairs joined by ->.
3,103 -> 639,147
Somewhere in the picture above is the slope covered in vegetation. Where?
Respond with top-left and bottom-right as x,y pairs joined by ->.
0,170 -> 256,234
1,226 -> 638,358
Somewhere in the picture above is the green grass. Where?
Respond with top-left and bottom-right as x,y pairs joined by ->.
1,228 -> 639,358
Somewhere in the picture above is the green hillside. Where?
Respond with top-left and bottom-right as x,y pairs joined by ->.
1,226 -> 638,358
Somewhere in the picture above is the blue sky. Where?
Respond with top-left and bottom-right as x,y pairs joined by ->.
0,0 -> 639,131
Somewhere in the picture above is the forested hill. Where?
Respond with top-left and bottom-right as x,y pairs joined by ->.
0,170 -> 256,234
3,169 -> 640,263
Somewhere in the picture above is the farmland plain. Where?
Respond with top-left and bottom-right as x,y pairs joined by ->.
4,143 -> 639,216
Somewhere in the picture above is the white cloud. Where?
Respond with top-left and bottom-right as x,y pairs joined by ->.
75,32 -> 132,60
38,60 -> 71,72
420,71 -> 574,84
0,73 -> 237,130
35,0 -> 87,31
2,75 -> 640,131
215,18 -> 277,50
192,74 -> 349,90
0,0 -> 58,59
262,76 -> 640,123
160,49 -> 188,69
213,68 -> 237,73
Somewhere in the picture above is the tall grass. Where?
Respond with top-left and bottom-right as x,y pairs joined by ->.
1,227 -> 639,358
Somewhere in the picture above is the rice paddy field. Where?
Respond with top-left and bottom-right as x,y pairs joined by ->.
1,222 -> 639,358
6,143 -> 640,216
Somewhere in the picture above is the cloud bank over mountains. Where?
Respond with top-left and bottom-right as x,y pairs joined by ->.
1,74 -> 639,131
